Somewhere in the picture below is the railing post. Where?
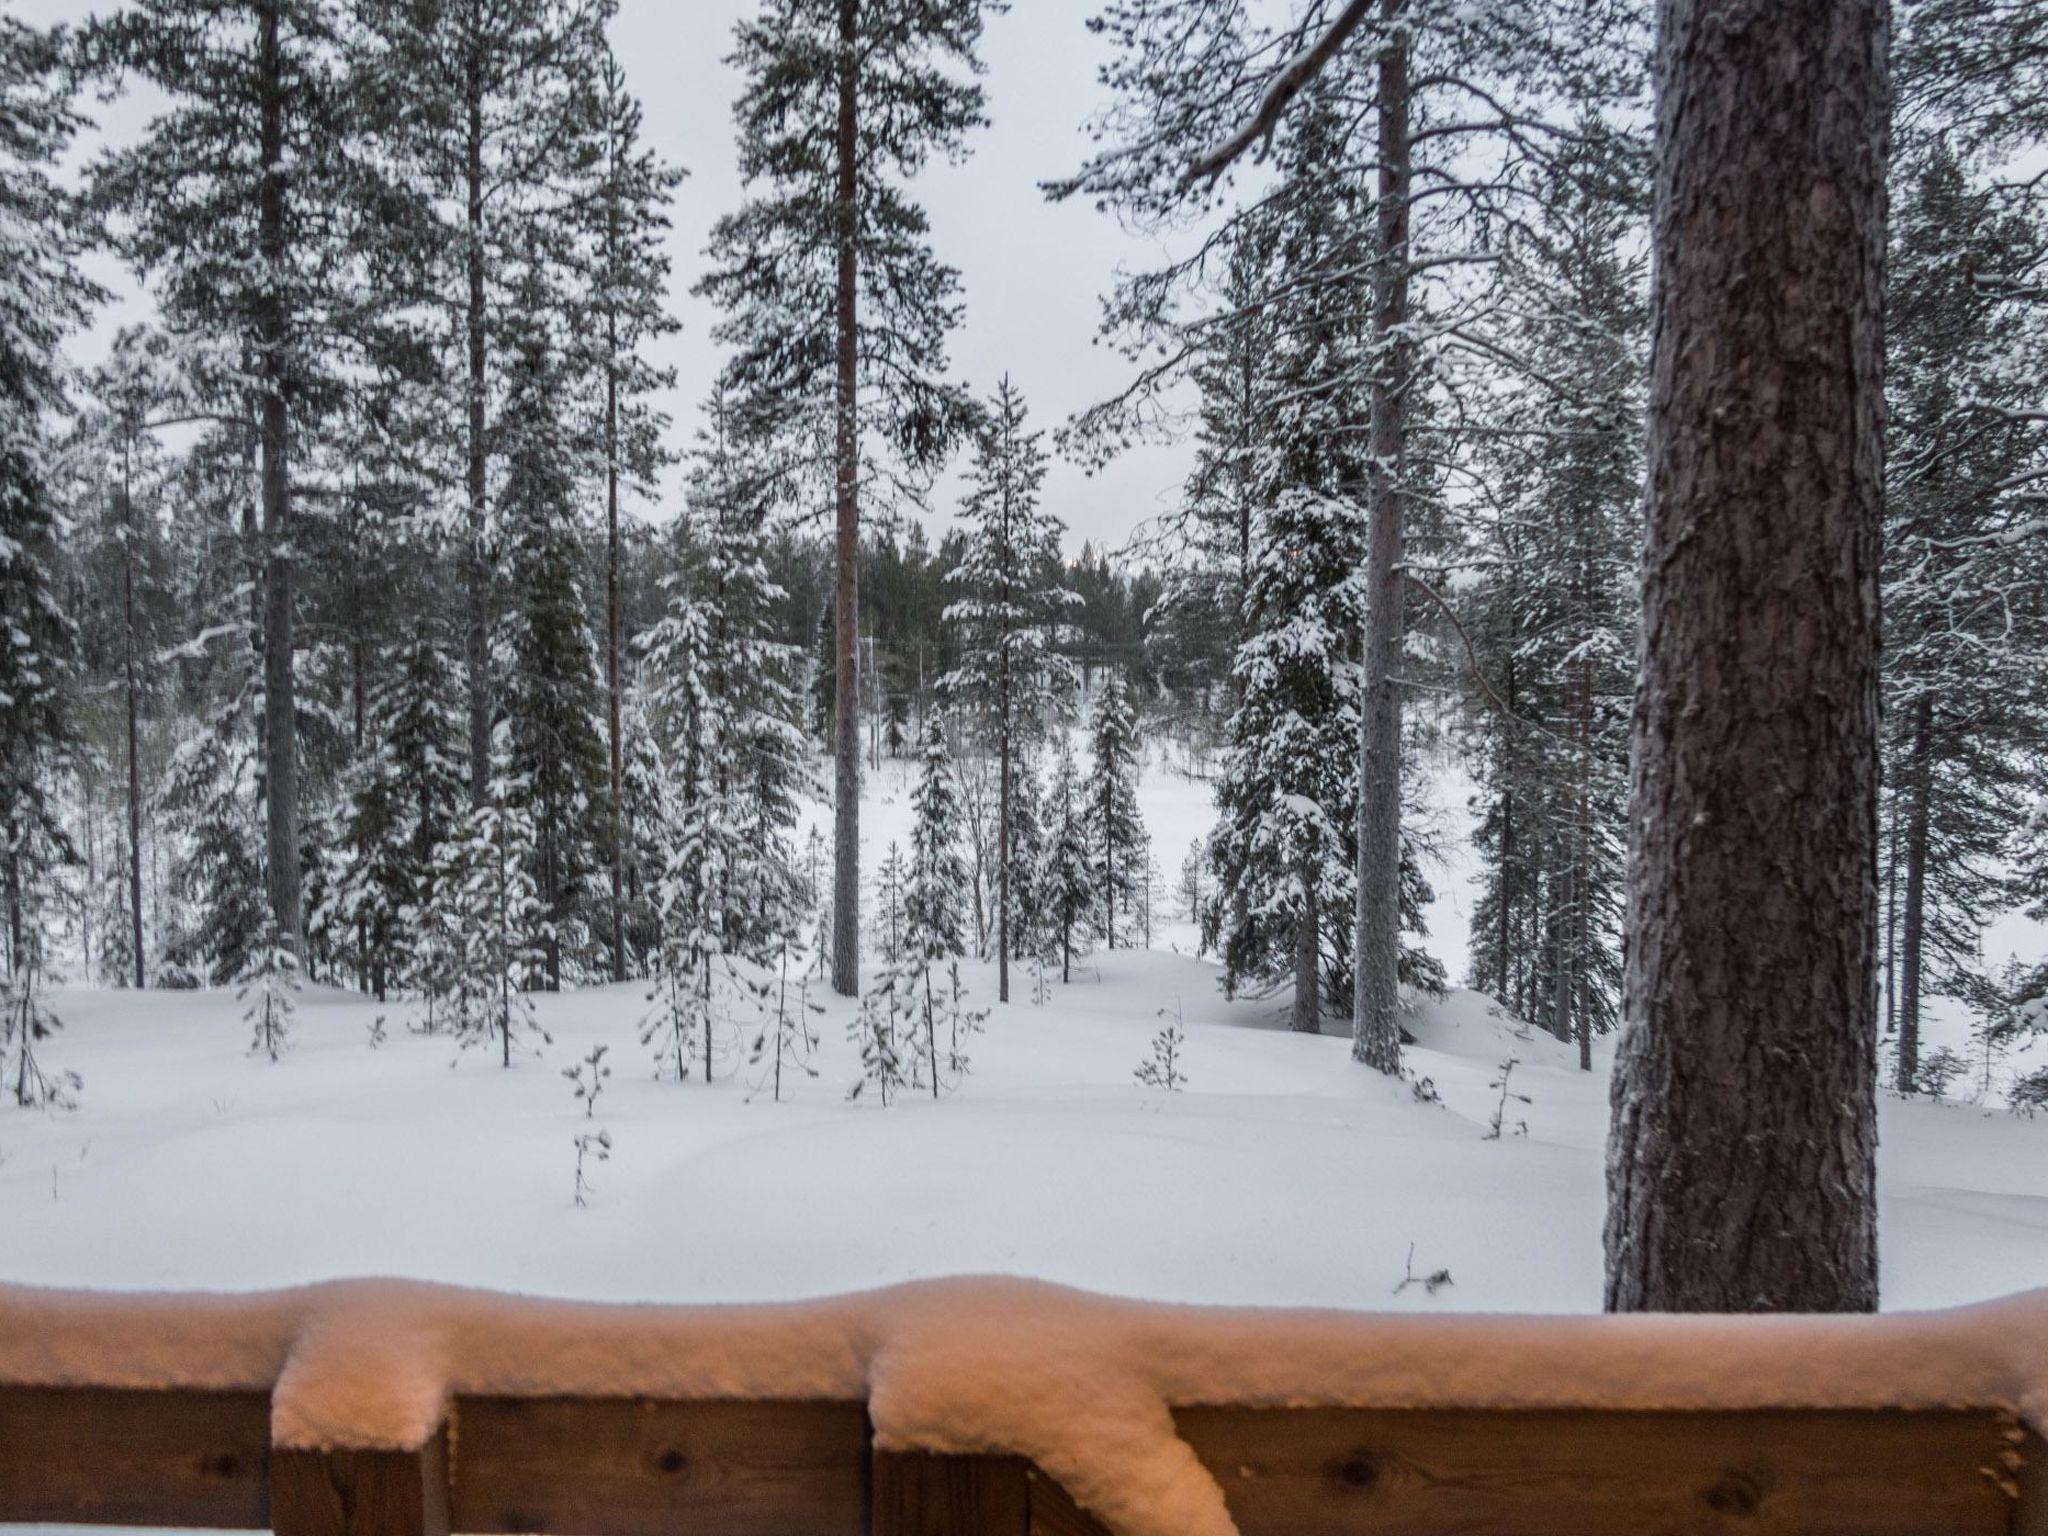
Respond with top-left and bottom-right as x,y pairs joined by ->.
871,1452 -> 1028,1536
269,1428 -> 449,1536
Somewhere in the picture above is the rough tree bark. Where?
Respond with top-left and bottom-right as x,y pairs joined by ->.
829,0 -> 862,997
1350,0 -> 1407,1075
1605,0 -> 1888,1314
256,1 -> 302,957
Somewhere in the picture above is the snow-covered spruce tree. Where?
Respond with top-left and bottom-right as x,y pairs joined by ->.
1194,90 -> 1376,1034
1135,242 -> 1273,734
1053,0 -> 1645,1071
158,626 -> 269,989
321,620 -> 467,1001
1459,124 -> 1644,1070
1039,733 -> 1095,984
699,0 -> 996,997
583,45 -> 682,983
1006,748 -> 1048,962
686,390 -> 814,961
638,598 -> 744,1086
356,0 -> 611,806
424,739 -> 552,1067
849,842 -> 913,1105
89,0 -> 402,959
495,312 -> 613,990
0,13 -> 95,1015
1085,676 -> 1148,953
941,377 -> 1074,1001
901,718 -> 982,1095
1879,138 -> 2048,1093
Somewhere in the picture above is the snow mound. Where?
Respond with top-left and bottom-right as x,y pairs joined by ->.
6,1276 -> 2048,1536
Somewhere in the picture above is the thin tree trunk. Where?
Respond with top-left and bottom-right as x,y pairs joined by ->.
256,1 -> 301,957
119,458 -> 145,989
606,336 -> 627,983
1605,0 -> 1886,1314
1896,695 -> 1932,1093
1292,860 -> 1320,1032
829,0 -> 862,997
464,48 -> 492,807
1351,0 -> 1407,1074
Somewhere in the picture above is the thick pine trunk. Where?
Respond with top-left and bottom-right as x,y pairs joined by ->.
1895,695 -> 1932,1092
464,56 -> 492,808
1605,0 -> 1887,1314
256,3 -> 302,958
829,0 -> 862,997
1350,0 -> 1407,1074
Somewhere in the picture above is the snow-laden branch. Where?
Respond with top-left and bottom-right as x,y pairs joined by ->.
1183,0 -> 1378,185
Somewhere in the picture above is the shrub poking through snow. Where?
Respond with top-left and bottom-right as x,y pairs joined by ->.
238,920 -> 298,1063
572,1127 -> 611,1209
1135,1003 -> 1188,1092
1393,1241 -> 1454,1296
565,1044 -> 613,1208
1485,1056 -> 1530,1140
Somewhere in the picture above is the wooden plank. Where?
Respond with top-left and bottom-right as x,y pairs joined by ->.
1173,1406 -> 2017,1536
873,1452 -> 1030,1536
270,1430 -> 449,1536
449,1396 -> 869,1536
0,1384 -> 270,1528
1025,1466 -> 1113,1536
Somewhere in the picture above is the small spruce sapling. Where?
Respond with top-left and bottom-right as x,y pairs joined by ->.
1484,1056 -> 1531,1140
3,948 -> 81,1110
849,843 -> 914,1105
1134,1001 -> 1188,1091
752,925 -> 823,1102
1914,1046 -> 1966,1101
238,919 -> 298,1062
566,1045 -> 613,1209
565,1043 -> 611,1117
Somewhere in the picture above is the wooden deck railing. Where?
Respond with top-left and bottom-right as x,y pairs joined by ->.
3,1285 -> 2046,1536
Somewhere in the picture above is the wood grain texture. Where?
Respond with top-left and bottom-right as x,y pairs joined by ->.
270,1430 -> 449,1536
0,1385 -> 270,1528
1026,1464 -> 1114,1536
873,1451 -> 1031,1536
2015,1426 -> 2048,1536
448,1396 -> 869,1536
1174,1406 -> 2015,1536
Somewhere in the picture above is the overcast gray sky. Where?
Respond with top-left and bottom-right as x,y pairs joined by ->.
21,0 -> 1197,554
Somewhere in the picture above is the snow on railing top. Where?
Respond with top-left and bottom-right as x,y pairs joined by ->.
4,1277 -> 2048,1536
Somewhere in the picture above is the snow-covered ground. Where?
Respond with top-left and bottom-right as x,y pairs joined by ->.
2,741 -> 2043,1313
